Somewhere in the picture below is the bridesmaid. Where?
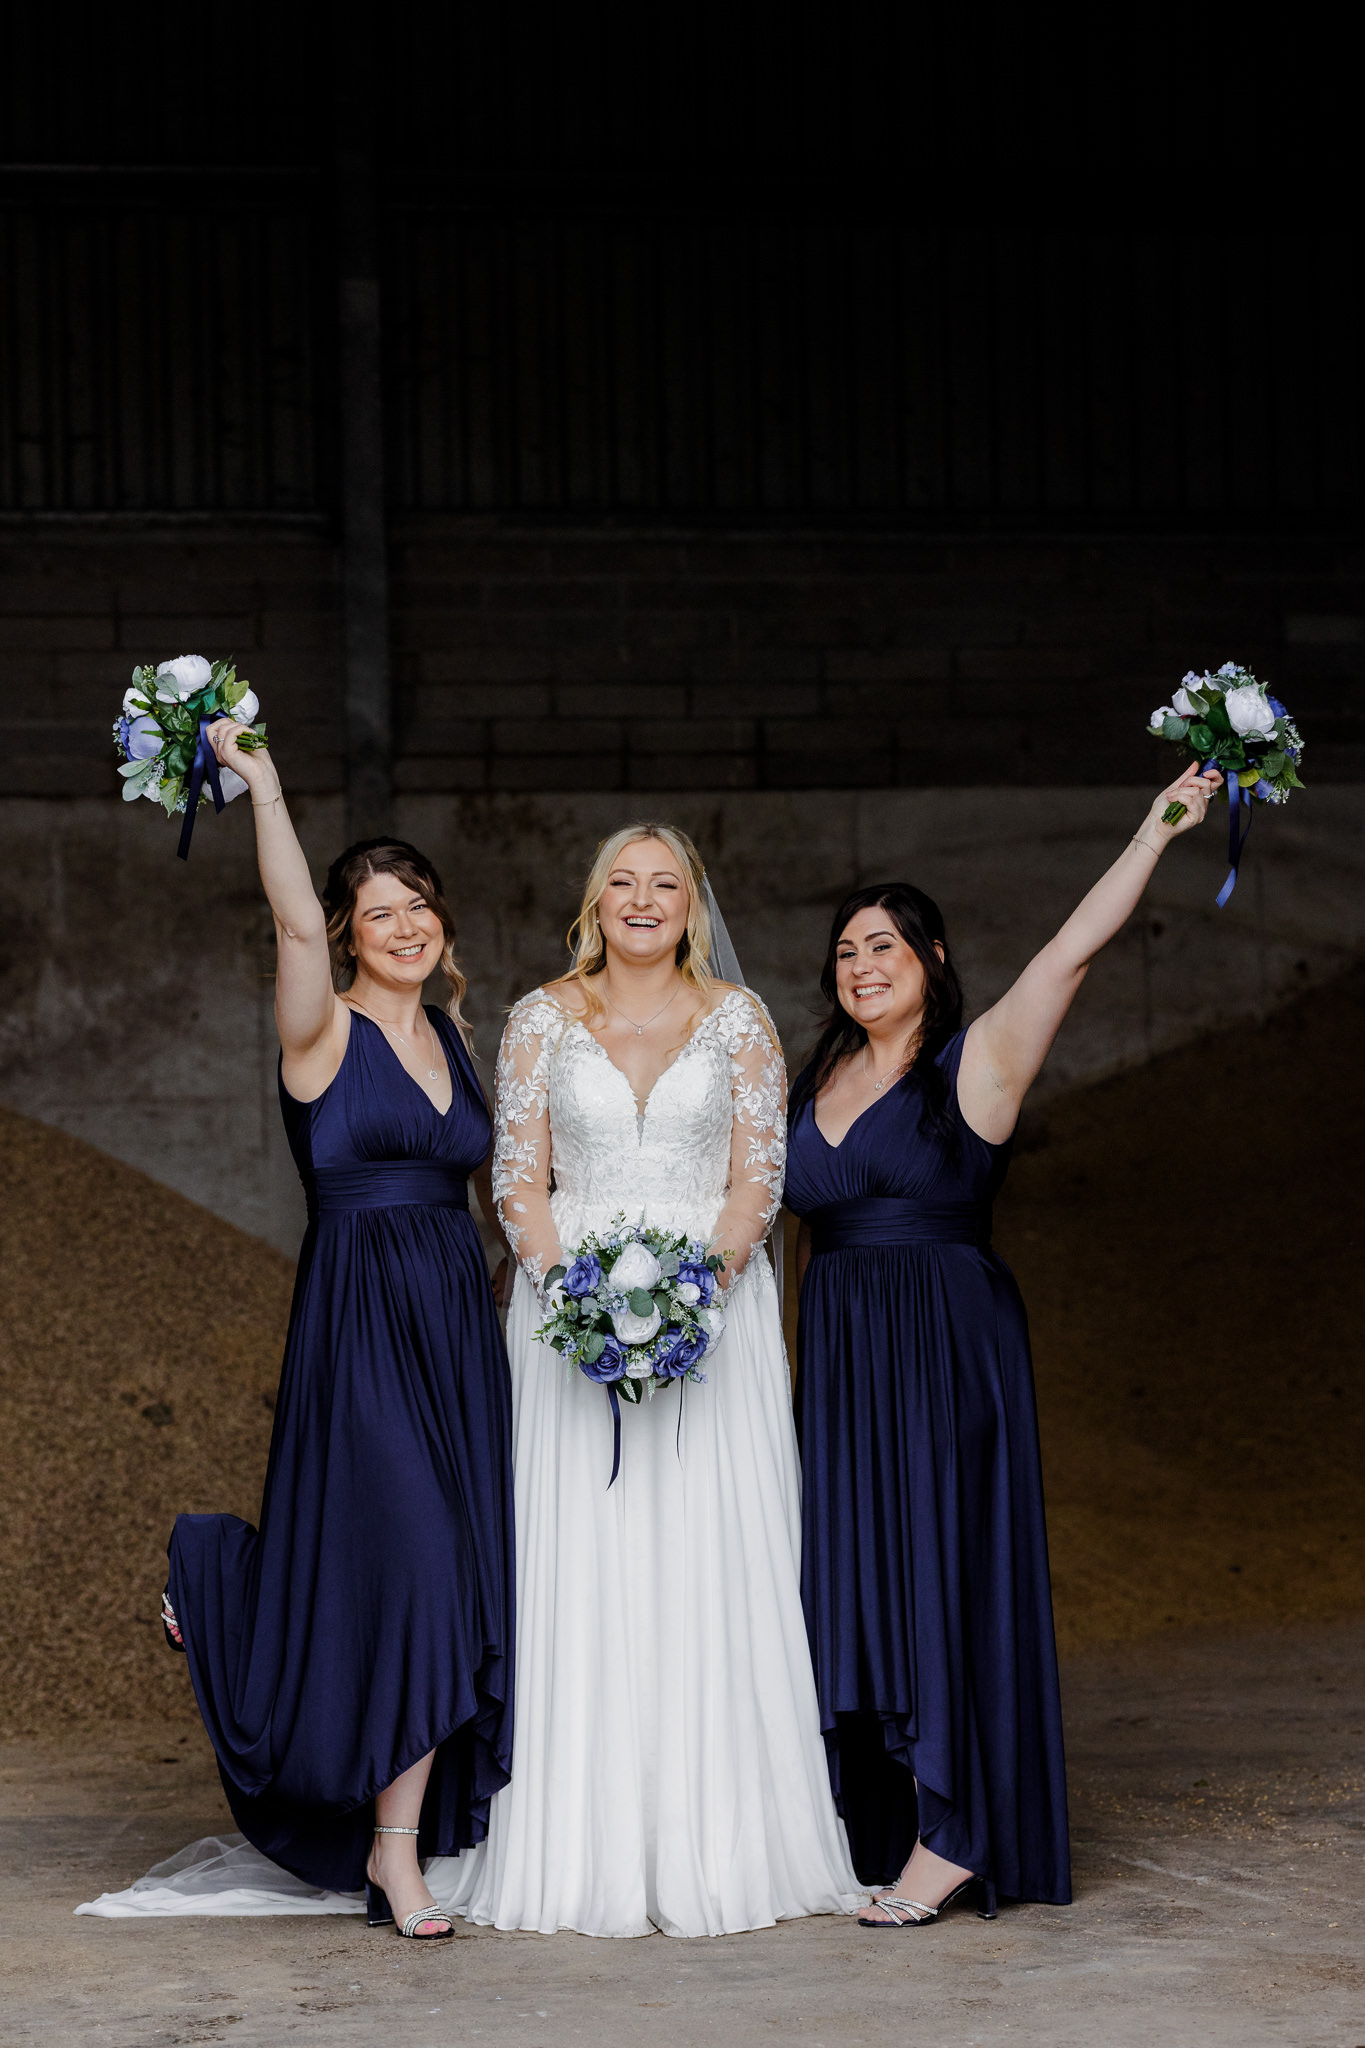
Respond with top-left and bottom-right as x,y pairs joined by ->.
786,762 -> 1221,1925
161,719 -> 515,1940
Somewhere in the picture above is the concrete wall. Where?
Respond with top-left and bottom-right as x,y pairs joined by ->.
2,785 -> 1362,1255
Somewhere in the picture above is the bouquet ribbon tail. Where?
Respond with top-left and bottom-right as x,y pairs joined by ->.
176,715 -> 230,862
1215,779 -> 1253,908
606,1384 -> 621,1489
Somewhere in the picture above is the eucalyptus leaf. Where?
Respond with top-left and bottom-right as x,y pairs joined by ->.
581,1330 -> 606,1363
628,1287 -> 654,1317
1161,715 -> 1188,743
545,1263 -> 567,1288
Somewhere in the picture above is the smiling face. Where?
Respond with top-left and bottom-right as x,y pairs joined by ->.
349,873 -> 445,991
834,904 -> 940,1041
596,837 -> 691,970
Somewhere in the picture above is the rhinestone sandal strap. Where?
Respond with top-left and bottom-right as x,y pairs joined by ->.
880,1896 -> 938,1921
373,1825 -> 420,1835
400,1907 -> 453,1937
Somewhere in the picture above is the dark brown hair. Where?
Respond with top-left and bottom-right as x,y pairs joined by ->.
789,883 -> 964,1129
322,839 -> 470,1042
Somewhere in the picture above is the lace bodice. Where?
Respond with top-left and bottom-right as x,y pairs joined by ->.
494,987 -> 786,1297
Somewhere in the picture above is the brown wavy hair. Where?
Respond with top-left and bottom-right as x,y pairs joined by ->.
322,839 -> 471,1044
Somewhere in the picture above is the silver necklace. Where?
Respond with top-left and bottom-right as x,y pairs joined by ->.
600,982 -> 683,1037
862,1044 -> 910,1094
347,998 -> 441,1081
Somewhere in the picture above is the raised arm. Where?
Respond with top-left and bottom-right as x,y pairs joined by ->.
958,762 -> 1222,1144
207,720 -> 342,1088
493,998 -> 566,1297
711,993 -> 787,1289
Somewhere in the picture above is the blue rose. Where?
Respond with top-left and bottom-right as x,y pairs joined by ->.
124,712 -> 163,762
1268,696 -> 1287,718
580,1336 -> 628,1384
564,1251 -> 602,1299
653,1326 -> 709,1379
674,1260 -> 715,1307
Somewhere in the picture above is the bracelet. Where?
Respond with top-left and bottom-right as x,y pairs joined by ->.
1130,830 -> 1163,855
251,794 -> 283,809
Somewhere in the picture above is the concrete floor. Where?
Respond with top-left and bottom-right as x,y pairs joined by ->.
2,1627 -> 1362,2048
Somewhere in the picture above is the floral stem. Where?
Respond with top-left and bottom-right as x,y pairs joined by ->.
1161,801 -> 1187,826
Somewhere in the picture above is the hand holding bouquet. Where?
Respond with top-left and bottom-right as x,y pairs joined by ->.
1148,662 -> 1305,903
537,1218 -> 729,1483
113,655 -> 268,859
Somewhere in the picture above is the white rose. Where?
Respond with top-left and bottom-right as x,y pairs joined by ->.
609,1241 -> 662,1293
155,654 -> 213,700
699,1304 -> 727,1345
676,1280 -> 701,1306
1171,685 -> 1201,717
612,1303 -> 661,1345
230,686 -> 259,725
122,685 -> 151,715
625,1353 -> 655,1379
1148,705 -> 1175,732
1223,683 -> 1275,739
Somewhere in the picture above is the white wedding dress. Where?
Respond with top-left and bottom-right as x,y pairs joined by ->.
76,984 -> 859,1934
429,987 -> 861,1936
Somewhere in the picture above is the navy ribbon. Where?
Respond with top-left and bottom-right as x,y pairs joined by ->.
1216,778 -> 1254,908
606,1384 -> 622,1488
176,714 -> 229,862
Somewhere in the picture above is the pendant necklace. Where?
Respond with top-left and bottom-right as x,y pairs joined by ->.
601,982 -> 683,1036
862,1044 -> 912,1094
347,997 -> 441,1080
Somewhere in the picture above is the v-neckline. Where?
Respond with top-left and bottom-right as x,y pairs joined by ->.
811,1070 -> 906,1151
561,996 -> 731,1124
350,1007 -> 454,1120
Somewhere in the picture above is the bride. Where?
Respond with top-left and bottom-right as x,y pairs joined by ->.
431,822 -> 860,1936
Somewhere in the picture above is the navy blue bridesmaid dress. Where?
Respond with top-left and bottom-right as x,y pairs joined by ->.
167,1009 -> 515,1893
786,1029 -> 1070,1905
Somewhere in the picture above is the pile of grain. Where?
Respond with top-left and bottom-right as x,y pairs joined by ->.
1,974 -> 1361,1733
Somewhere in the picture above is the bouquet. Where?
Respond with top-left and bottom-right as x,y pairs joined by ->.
114,654 -> 267,861
537,1218 -> 729,1484
1148,662 -> 1304,904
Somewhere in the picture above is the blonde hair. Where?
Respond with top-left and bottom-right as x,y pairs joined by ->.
555,820 -> 718,1031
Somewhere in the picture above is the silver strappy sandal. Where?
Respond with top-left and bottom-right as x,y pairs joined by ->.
366,1825 -> 456,1939
858,1875 -> 997,1927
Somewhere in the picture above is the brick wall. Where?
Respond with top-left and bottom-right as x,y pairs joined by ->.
4,519 -> 1364,793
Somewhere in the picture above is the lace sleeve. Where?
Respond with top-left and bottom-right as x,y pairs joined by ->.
710,990 -> 787,1287
493,993 -> 566,1296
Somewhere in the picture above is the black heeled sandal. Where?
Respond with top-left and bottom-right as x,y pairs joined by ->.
859,1874 -> 997,1927
366,1825 -> 455,1940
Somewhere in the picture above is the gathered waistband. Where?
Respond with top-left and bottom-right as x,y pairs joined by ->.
306,1161 -> 471,1216
806,1196 -> 985,1253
